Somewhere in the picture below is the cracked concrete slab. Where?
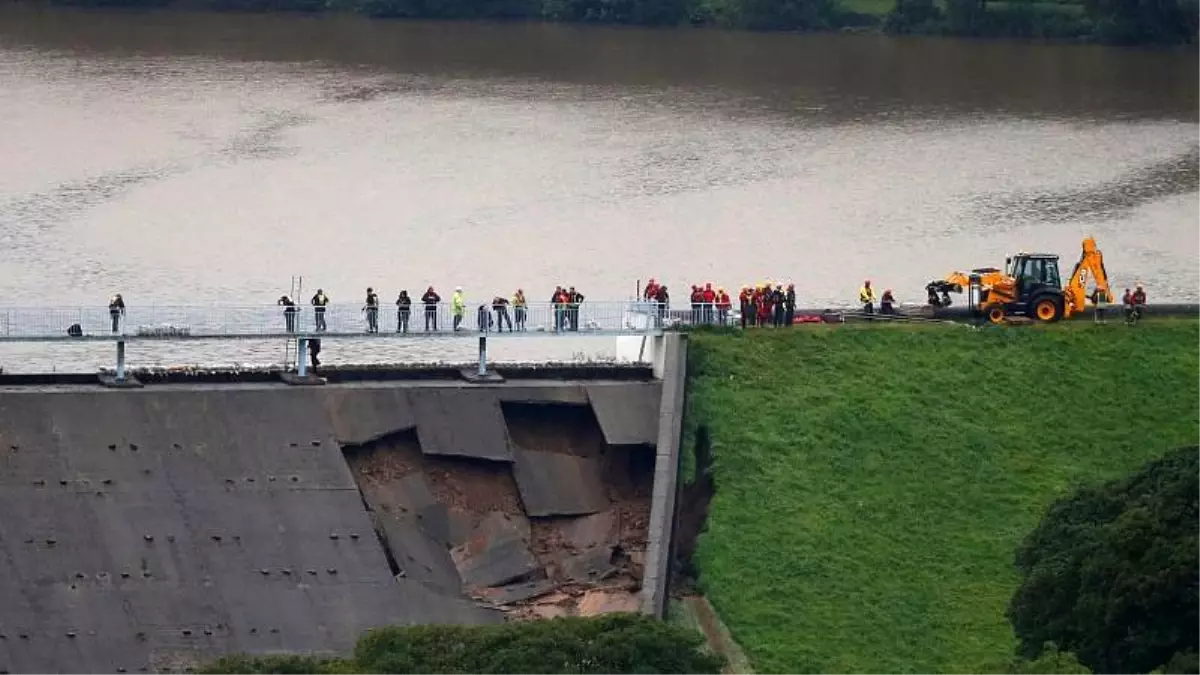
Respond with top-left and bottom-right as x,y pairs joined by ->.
587,383 -> 661,446
451,512 -> 539,588
411,390 -> 512,462
511,449 -> 608,517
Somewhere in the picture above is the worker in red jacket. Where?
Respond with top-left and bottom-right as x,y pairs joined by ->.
702,283 -> 716,324
716,288 -> 731,326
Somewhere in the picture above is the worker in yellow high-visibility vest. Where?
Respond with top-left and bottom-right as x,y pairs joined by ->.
859,280 -> 875,315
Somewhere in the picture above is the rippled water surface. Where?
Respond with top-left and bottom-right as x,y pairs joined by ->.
0,7 -> 1196,371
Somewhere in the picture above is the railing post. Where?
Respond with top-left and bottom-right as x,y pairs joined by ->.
478,336 -> 487,377
116,340 -> 126,382
297,338 -> 308,377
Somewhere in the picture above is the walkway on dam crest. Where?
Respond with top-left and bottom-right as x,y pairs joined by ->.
0,301 -> 664,342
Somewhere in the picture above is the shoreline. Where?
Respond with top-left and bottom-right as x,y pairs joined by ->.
9,0 -> 1196,46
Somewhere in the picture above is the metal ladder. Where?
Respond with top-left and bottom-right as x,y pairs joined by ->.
283,275 -> 302,371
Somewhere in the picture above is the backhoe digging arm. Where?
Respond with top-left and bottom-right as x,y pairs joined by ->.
1063,236 -> 1112,317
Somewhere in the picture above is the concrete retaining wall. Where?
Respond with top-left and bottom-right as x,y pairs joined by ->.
639,333 -> 687,617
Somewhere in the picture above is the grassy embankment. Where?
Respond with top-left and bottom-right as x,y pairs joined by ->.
683,319 -> 1200,673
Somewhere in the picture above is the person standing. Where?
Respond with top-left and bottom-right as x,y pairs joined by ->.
880,289 -> 897,316
363,287 -> 380,333
739,286 -> 751,329
493,296 -> 512,332
654,285 -> 669,324
717,288 -> 731,326
308,338 -> 321,374
108,293 -> 126,333
451,287 -> 465,331
784,284 -> 796,326
512,289 -> 527,331
395,290 -> 412,333
551,287 -> 565,332
311,288 -> 330,331
1128,284 -> 1147,325
421,286 -> 440,331
278,295 -> 297,333
568,286 -> 584,331
702,283 -> 716,325
859,280 -> 875,315
771,285 -> 786,327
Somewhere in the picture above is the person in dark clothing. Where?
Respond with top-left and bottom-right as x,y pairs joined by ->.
784,284 -> 796,326
308,338 -> 321,374
689,286 -> 701,325
108,293 -> 125,333
568,287 -> 584,331
771,285 -> 786,327
551,286 -> 565,332
311,289 -> 330,331
395,290 -> 412,333
477,304 -> 493,332
493,296 -> 512,332
880,289 -> 897,315
655,285 -> 669,324
739,287 -> 751,329
278,295 -> 297,333
421,286 -> 440,331
363,287 -> 379,333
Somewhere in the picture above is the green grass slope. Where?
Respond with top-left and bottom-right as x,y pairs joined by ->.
684,320 -> 1200,674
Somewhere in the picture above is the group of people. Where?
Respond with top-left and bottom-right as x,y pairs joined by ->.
275,286 -> 584,334
858,280 -> 898,316
1121,284 -> 1148,324
739,283 -> 797,328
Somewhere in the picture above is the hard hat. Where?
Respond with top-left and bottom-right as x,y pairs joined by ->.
455,286 -> 463,291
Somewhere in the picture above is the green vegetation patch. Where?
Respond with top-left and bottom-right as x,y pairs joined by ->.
683,320 -> 1200,673
198,614 -> 724,674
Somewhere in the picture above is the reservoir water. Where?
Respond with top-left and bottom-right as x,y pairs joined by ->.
0,5 -> 1196,371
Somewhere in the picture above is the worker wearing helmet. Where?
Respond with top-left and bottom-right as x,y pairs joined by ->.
859,280 -> 875,315
785,283 -> 796,326
716,288 -> 731,325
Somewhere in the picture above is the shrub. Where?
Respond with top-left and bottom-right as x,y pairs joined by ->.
1007,446 -> 1199,674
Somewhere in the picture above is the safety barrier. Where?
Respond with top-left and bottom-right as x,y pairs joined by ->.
0,301 -> 665,342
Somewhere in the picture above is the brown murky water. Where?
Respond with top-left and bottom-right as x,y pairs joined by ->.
0,6 -> 1196,371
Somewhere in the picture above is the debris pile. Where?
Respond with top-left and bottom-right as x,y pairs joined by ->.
343,404 -> 653,621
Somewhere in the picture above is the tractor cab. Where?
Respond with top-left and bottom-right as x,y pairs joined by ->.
1006,253 -> 1062,298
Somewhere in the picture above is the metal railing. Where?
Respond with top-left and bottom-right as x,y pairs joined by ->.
0,301 -> 667,342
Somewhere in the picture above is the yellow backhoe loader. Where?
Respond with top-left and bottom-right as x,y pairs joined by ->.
925,236 -> 1113,323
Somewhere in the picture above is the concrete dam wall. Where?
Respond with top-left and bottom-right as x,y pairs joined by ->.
0,373 -> 672,673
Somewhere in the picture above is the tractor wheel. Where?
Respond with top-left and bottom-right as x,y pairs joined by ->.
987,307 -> 1006,324
1033,296 -> 1063,322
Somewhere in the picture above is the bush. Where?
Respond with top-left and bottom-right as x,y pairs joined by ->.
1007,446 -> 1199,674
356,614 -> 724,673
195,654 -> 355,674
199,614 -> 724,674
883,0 -> 942,32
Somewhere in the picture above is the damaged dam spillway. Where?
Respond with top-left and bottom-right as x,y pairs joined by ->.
0,370 -> 674,674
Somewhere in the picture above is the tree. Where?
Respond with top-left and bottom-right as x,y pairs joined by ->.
1007,446 -> 1199,674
